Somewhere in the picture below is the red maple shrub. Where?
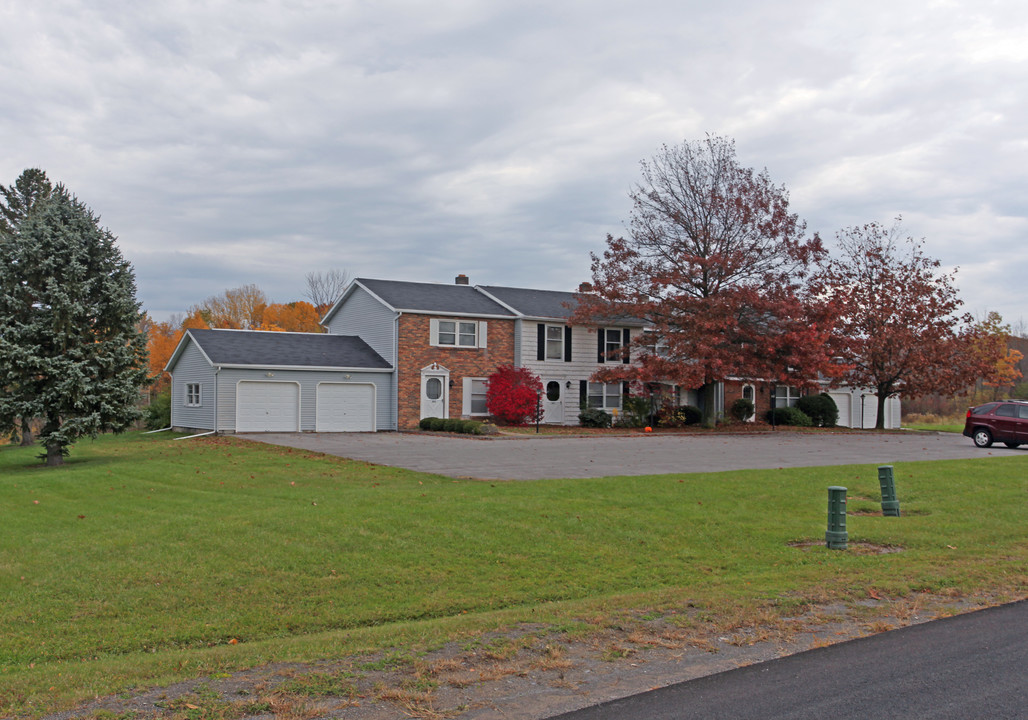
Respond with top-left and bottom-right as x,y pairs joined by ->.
486,365 -> 543,425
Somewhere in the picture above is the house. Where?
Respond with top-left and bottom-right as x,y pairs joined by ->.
166,276 -> 901,432
165,328 -> 392,433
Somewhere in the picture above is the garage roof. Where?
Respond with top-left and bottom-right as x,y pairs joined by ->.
175,329 -> 392,370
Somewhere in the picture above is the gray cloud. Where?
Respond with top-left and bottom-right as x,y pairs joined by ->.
1,0 -> 1025,325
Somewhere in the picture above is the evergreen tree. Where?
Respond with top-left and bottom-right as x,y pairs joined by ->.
0,183 -> 149,465
1,168 -> 54,445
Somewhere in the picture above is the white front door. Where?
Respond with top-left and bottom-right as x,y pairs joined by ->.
542,380 -> 564,424
421,370 -> 449,419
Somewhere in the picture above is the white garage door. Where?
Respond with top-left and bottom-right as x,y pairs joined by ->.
316,383 -> 375,432
829,392 -> 852,428
236,381 -> 300,432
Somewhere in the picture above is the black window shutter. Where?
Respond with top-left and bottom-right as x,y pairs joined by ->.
579,380 -> 588,402
597,328 -> 605,363
622,329 -> 631,363
537,324 -> 545,361
564,326 -> 572,362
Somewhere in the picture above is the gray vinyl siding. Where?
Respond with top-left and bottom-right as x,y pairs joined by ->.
324,286 -> 396,364
169,341 -> 216,430
215,368 -> 395,432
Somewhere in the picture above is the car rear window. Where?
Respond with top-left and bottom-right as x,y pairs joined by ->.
972,403 -> 1001,415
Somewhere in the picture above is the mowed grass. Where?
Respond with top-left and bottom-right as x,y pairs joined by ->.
2,433 -> 1027,714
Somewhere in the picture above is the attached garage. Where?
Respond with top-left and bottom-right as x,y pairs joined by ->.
828,391 -> 853,428
166,329 -> 394,433
236,381 -> 300,432
316,382 -> 376,432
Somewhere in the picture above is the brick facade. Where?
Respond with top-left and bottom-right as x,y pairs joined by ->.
396,314 -> 516,429
723,379 -> 769,420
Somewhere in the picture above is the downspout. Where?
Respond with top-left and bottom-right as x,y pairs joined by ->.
214,366 -> 220,434
394,312 -> 402,431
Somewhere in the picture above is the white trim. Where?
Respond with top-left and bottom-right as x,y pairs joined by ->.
214,363 -> 392,372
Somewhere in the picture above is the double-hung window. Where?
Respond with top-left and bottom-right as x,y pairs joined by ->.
185,383 -> 201,407
775,386 -> 801,408
597,328 -> 630,363
432,319 -> 486,348
546,325 -> 564,360
587,382 -> 622,410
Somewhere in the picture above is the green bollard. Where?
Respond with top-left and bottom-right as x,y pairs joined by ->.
826,486 -> 848,550
878,465 -> 901,517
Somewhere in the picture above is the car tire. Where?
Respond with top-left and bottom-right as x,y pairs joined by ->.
1003,441 -> 1021,449
973,428 -> 993,448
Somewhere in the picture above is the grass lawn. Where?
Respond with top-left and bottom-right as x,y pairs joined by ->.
2,432 -> 1026,715
903,423 -> 965,433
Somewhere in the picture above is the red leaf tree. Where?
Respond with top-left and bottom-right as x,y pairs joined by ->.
810,219 -> 996,428
574,135 -> 838,424
485,365 -> 543,425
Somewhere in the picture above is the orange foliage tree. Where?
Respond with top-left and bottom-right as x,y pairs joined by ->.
259,301 -> 323,333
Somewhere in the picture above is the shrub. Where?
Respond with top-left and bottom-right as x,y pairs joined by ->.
796,393 -> 839,427
765,406 -> 813,426
578,407 -> 612,428
420,417 -> 486,435
144,389 -> 171,430
419,417 -> 437,430
427,417 -> 446,431
486,365 -> 543,425
442,418 -> 463,432
616,396 -> 651,428
729,398 -> 754,423
656,404 -> 702,427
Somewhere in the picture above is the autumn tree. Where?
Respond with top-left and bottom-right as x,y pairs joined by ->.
574,135 -> 834,425
259,301 -> 323,333
304,269 -> 349,314
485,365 -> 543,425
0,185 -> 149,465
811,220 -> 992,429
192,284 -> 268,329
0,168 -> 54,445
974,312 -> 1023,400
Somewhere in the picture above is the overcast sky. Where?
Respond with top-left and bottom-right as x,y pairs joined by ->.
2,0 -> 1026,325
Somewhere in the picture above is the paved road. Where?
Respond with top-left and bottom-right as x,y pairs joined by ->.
238,430 -> 1017,480
547,600 -> 1028,720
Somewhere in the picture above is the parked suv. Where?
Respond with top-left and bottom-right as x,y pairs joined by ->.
963,400 -> 1028,448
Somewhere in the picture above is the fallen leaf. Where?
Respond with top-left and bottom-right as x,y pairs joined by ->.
869,589 -> 882,600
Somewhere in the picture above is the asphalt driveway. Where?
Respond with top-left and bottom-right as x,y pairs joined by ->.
237,430 -> 1014,480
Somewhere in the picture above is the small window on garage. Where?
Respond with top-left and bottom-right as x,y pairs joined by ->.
185,383 -> 201,407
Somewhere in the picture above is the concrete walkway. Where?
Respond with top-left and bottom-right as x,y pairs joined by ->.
237,430 -> 1015,480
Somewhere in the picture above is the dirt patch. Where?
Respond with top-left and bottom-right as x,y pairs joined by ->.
40,592 -> 1010,720
787,539 -> 904,554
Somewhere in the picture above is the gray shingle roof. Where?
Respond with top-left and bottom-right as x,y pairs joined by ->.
358,278 -> 515,316
478,285 -> 580,320
186,329 -> 391,369
480,285 -> 649,326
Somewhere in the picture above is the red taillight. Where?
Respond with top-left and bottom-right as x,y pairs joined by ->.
966,408 -> 972,418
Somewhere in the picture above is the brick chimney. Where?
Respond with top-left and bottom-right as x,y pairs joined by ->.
578,281 -> 593,293
455,274 -> 469,285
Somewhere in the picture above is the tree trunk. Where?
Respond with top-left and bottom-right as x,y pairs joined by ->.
19,417 -> 34,446
875,392 -> 888,430
46,442 -> 64,466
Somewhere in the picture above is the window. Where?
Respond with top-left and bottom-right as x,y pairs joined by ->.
996,404 -> 1017,417
775,386 -> 801,408
546,325 -> 564,360
185,383 -> 201,407
545,381 -> 561,402
597,328 -> 630,364
425,377 -> 443,400
469,379 -> 488,414
588,382 -> 622,410
431,319 -> 486,348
